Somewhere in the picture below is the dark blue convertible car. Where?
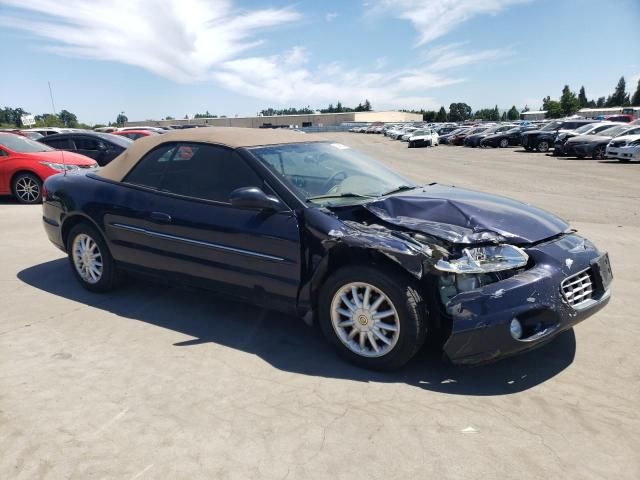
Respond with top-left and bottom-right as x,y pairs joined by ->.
41,128 -> 612,369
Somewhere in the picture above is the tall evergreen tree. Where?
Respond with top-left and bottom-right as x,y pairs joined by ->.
578,86 -> 589,107
435,106 -> 448,122
507,105 -> 520,120
596,97 -> 606,108
560,85 -> 580,115
608,77 -> 629,106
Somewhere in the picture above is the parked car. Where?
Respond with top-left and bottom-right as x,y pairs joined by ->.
400,128 -> 422,141
112,129 -> 160,140
604,114 -> 634,123
407,129 -> 439,147
0,132 -> 96,204
41,128 -> 612,369
39,132 -> 133,166
450,126 -> 489,145
0,129 -> 44,140
119,126 -> 166,134
521,119 -> 597,152
24,127 -> 66,137
464,124 -> 516,147
480,125 -> 538,148
606,134 -> 640,162
553,122 -> 622,156
563,124 -> 640,159
439,127 -> 470,145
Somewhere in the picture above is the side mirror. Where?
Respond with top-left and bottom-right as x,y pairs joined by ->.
229,187 -> 281,211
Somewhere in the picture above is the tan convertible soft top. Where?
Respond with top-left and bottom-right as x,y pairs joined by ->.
97,127 -> 326,182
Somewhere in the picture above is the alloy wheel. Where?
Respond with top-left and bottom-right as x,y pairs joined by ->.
15,176 -> 40,203
72,234 -> 103,284
330,282 -> 400,358
537,141 -> 549,152
499,138 -> 509,148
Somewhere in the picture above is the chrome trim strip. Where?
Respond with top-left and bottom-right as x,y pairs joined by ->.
110,223 -> 285,262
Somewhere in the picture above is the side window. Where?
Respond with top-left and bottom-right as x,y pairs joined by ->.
74,137 -> 99,150
124,144 -> 177,189
43,138 -> 71,149
159,143 -> 264,203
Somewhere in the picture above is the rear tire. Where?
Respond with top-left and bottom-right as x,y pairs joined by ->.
499,138 -> 509,148
318,266 -> 428,370
66,223 -> 120,293
12,173 -> 42,204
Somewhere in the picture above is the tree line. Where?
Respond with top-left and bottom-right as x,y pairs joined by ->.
259,100 -> 372,117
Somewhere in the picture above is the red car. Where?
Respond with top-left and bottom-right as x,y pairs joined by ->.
112,129 -> 159,140
0,132 -> 97,204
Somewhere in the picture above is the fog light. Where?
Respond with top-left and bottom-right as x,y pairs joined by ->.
510,318 -> 523,340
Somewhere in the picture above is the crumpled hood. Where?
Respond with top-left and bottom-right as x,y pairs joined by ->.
359,184 -> 568,245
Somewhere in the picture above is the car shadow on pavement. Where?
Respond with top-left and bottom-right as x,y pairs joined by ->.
18,258 -> 576,397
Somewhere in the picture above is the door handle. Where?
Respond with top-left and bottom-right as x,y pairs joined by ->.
149,212 -> 172,223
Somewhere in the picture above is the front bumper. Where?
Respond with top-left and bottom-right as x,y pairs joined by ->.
442,234 -> 611,365
607,146 -> 640,161
570,143 -> 595,157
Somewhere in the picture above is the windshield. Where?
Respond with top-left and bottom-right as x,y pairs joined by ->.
0,133 -> 53,152
597,125 -> 630,137
467,127 -> 488,135
95,132 -> 133,148
573,123 -> 598,134
250,142 -> 415,205
541,121 -> 562,131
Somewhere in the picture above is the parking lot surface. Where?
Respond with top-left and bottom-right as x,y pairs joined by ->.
1,133 -> 639,479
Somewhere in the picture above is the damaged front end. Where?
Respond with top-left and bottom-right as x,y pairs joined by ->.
299,186 -> 612,365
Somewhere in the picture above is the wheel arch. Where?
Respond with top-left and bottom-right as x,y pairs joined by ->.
60,213 -> 105,251
10,169 -> 43,188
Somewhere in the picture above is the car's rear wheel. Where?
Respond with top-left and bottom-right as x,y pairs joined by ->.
536,140 -> 550,152
592,145 -> 605,160
499,138 -> 509,148
318,266 -> 427,370
67,223 -> 119,292
12,173 -> 42,204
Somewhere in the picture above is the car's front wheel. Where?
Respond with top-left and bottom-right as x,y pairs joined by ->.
67,223 -> 120,292
536,140 -> 550,152
499,138 -> 509,148
12,173 -> 42,204
592,145 -> 605,160
318,266 -> 428,370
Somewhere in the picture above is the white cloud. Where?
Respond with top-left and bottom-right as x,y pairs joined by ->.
0,0 -> 301,82
368,0 -> 533,45
0,0 -> 516,110
325,12 -> 338,22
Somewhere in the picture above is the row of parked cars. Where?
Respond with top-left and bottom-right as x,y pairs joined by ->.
353,118 -> 640,162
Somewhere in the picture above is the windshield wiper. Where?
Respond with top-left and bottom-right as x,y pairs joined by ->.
306,192 -> 375,202
379,185 -> 420,196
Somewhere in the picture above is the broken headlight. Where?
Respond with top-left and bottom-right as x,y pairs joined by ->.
436,245 -> 528,274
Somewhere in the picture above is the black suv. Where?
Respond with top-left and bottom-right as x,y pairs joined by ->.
521,119 -> 596,152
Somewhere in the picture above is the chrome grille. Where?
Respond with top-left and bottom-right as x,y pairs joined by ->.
561,269 -> 594,307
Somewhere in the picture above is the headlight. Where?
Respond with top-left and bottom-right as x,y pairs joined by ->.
39,162 -> 79,171
436,245 -> 529,273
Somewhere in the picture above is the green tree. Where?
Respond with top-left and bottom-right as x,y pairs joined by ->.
422,110 -> 437,122
578,86 -> 589,107
596,97 -> 606,107
631,79 -> 640,106
363,99 -> 372,111
542,98 -> 563,118
435,106 -> 447,122
507,105 -> 520,120
609,76 -> 629,106
57,109 -> 78,127
448,102 -> 472,122
560,85 -> 580,115
522,105 -> 530,113
500,111 -> 507,121
116,112 -> 128,126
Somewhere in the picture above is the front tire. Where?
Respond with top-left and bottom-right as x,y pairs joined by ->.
499,138 -> 509,148
536,140 -> 550,152
12,173 -> 42,204
318,266 -> 428,370
67,223 -> 119,292
592,145 -> 605,160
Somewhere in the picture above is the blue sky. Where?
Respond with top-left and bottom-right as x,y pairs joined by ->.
1,0 -> 638,124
